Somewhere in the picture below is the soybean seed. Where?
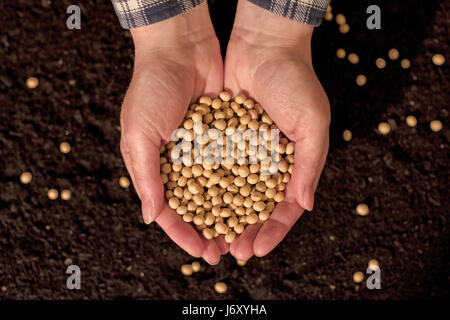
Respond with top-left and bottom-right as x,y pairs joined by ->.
430,120 -> 442,132
61,189 -> 71,200
353,271 -> 364,283
368,259 -> 379,271
375,57 -> 386,69
343,129 -> 352,141
26,77 -> 39,89
348,53 -> 359,64
181,264 -> 194,276
406,116 -> 417,127
160,94 -> 295,243
202,228 -> 214,239
192,261 -> 201,272
432,54 -> 445,66
400,58 -> 411,69
339,24 -> 350,34
378,122 -> 391,135
60,142 -> 71,154
356,75 -> 367,86
20,172 -> 32,184
336,48 -> 346,59
47,189 -> 58,200
388,48 -> 399,60
246,213 -> 259,224
356,203 -> 369,216
225,231 -> 236,243
214,282 -> 227,294
219,91 -> 231,102
335,13 -> 346,25
119,176 -> 130,188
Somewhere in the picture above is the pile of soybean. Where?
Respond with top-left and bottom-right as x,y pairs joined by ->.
160,92 -> 295,243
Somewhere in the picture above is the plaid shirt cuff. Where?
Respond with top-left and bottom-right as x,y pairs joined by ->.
111,0 -> 207,29
248,0 -> 331,26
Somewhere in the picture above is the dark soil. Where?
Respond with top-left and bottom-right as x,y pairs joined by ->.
0,0 -> 448,299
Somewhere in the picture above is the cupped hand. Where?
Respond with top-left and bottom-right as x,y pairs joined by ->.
224,0 -> 330,260
120,4 -> 227,264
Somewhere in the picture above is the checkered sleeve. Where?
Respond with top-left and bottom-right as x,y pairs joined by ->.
248,0 -> 331,26
111,0 -> 207,29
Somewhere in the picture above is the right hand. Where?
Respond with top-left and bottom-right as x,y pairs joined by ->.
120,3 -> 227,264
223,0 -> 330,260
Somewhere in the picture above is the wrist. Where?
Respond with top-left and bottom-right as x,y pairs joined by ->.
130,3 -> 216,58
232,0 -> 313,58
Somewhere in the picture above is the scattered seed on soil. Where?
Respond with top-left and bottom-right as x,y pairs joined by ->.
400,58 -> 411,69
214,282 -> 227,293
181,264 -> 194,276
59,142 -> 71,154
335,13 -> 346,25
339,24 -> 350,34
432,54 -> 445,66
20,172 -> 32,184
119,176 -> 130,188
191,261 -> 201,272
388,48 -> 399,60
353,271 -> 364,283
336,48 -> 346,59
378,122 -> 391,135
430,120 -> 442,132
26,77 -> 39,89
356,203 -> 369,216
368,259 -> 379,270
61,189 -> 71,200
356,75 -> 367,86
348,53 -> 359,64
406,115 -> 417,127
47,189 -> 58,200
375,57 -> 386,69
343,130 -> 352,141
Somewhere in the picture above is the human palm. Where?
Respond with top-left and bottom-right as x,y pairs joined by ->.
223,2 -> 330,260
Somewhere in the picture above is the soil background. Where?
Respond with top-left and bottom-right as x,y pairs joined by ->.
0,0 -> 448,299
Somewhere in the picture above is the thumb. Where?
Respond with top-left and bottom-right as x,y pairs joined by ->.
121,126 -> 164,224
290,127 -> 329,211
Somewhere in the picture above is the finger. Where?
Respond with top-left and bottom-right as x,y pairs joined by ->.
313,140 -> 329,192
124,126 -> 164,223
120,138 -> 138,197
155,203 -> 205,258
201,237 -> 222,265
230,223 -> 263,261
215,235 -> 230,255
253,195 -> 304,257
290,129 -> 329,211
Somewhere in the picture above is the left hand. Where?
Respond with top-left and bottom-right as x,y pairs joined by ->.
223,0 -> 330,260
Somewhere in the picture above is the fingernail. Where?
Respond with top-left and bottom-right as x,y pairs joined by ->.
302,187 -> 314,211
142,199 -> 154,224
204,256 -> 220,266
143,215 -> 152,224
